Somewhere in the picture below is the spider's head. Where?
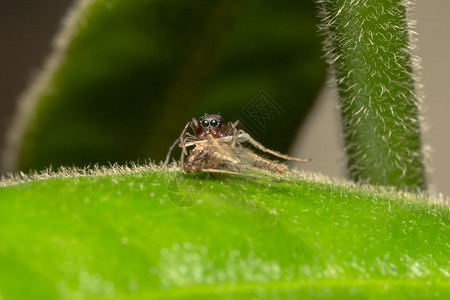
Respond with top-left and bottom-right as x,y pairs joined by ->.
194,114 -> 226,139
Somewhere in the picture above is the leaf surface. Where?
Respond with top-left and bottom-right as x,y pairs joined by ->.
0,170 -> 448,299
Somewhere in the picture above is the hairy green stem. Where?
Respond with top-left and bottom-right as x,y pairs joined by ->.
316,0 -> 426,191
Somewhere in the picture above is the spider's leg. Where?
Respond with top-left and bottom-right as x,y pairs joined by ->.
185,139 -> 208,147
180,135 -> 197,172
191,117 -> 199,129
180,140 -> 186,172
230,121 -> 238,148
223,120 -> 240,148
225,120 -> 239,135
225,119 -> 240,130
237,130 -> 311,162
164,137 -> 180,166
184,132 -> 197,142
164,121 -> 191,166
179,118 -> 199,169
179,123 -> 193,157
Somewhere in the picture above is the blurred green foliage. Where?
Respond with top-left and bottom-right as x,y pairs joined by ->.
12,0 -> 325,171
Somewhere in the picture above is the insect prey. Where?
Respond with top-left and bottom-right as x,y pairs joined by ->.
164,114 -> 310,179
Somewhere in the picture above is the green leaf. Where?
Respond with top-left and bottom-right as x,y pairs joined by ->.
4,0 -> 326,172
0,168 -> 448,299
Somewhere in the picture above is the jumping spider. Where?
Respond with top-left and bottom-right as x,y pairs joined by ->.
164,114 -> 310,179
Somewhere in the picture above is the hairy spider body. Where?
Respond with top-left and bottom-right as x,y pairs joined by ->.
194,114 -> 229,139
164,113 -> 309,178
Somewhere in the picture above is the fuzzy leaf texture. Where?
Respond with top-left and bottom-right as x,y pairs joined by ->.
3,0 -> 325,172
0,168 -> 449,299
316,0 -> 426,191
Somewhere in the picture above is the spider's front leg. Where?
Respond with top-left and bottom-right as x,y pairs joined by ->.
237,129 -> 311,163
225,119 -> 240,148
179,118 -> 201,171
164,121 -> 191,166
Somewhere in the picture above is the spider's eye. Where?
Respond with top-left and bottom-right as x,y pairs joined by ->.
210,119 -> 218,127
201,120 -> 209,127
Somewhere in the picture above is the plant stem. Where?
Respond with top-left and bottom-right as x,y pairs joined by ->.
316,0 -> 426,191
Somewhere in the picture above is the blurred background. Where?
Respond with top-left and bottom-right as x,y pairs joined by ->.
293,0 -> 450,196
0,0 -> 448,195
0,1 -> 74,166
